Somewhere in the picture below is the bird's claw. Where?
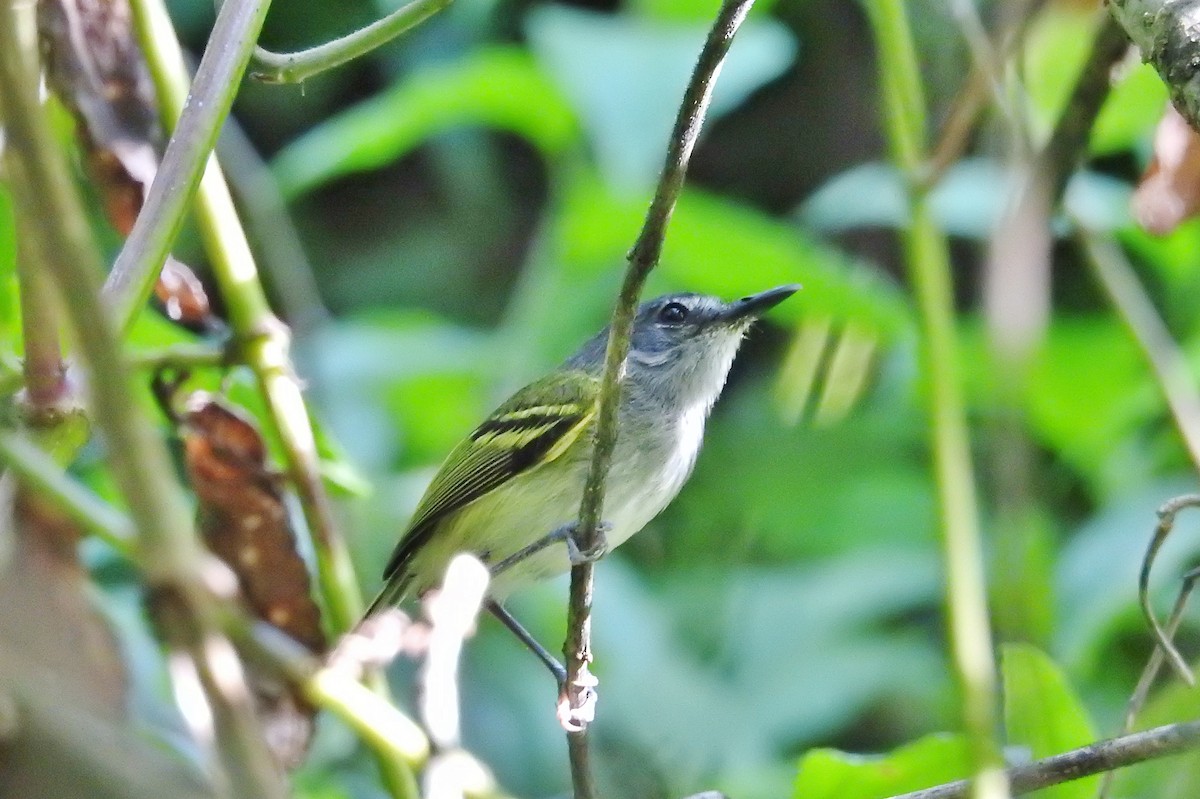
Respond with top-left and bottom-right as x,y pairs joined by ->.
564,521 -> 611,566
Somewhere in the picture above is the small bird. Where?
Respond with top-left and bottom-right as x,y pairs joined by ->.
365,285 -> 799,675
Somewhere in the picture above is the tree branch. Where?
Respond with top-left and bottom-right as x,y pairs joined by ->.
560,0 -> 756,793
232,0 -> 451,84
1106,0 -> 1200,131
104,0 -> 273,335
886,719 -> 1200,799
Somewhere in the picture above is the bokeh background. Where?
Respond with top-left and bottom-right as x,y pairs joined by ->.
12,0 -> 1200,796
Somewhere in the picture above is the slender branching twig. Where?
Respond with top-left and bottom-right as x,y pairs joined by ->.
221,0 -> 451,84
1098,560 -> 1200,799
0,432 -> 518,798
1080,234 -> 1200,479
114,0 -> 437,791
560,0 -> 757,795
885,718 -> 1200,799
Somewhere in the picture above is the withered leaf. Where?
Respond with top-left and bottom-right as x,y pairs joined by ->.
37,0 -> 160,237
181,397 -> 325,655
178,395 -> 326,767
38,0 -> 217,330
1132,105 -> 1200,235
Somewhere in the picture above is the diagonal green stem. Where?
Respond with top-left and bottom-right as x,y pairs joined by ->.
122,0 -> 409,792
233,0 -> 452,84
863,2 -> 1006,797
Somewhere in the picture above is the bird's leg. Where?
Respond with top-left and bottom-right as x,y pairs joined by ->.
490,520 -> 612,576
487,600 -> 566,685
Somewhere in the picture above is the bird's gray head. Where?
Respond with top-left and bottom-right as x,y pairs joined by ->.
567,284 -> 800,409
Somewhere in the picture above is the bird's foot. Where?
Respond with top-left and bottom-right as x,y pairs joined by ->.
563,520 -> 611,566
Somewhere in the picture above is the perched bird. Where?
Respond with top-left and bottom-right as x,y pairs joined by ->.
365,285 -> 799,675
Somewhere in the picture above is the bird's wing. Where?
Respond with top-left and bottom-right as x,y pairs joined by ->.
382,369 -> 599,581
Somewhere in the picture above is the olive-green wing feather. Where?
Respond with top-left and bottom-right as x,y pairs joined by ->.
382,370 -> 599,581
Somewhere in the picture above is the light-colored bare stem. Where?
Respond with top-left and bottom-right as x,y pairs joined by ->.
1081,234 -> 1200,472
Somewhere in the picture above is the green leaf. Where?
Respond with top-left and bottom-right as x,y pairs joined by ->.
525,5 -> 795,190
1022,6 -> 1096,137
1001,643 -> 1098,799
627,0 -> 782,22
1092,63 -> 1167,155
272,47 -> 580,199
793,733 -> 971,799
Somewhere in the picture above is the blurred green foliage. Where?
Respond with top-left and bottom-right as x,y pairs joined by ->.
8,0 -> 1200,797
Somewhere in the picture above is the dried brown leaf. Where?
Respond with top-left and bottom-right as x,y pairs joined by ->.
154,258 -> 214,327
178,395 -> 326,767
1132,105 -> 1200,235
38,0 -> 216,330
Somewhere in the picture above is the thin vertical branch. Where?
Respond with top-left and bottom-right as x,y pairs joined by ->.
561,0 -> 756,795
862,2 -> 1006,797
15,240 -> 68,415
1079,232 -> 1200,473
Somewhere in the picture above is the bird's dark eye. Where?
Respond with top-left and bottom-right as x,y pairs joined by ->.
657,302 -> 688,325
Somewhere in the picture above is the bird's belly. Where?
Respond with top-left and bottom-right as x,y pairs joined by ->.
406,413 -> 703,600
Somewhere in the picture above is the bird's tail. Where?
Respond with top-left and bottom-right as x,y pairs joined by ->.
360,574 -> 412,622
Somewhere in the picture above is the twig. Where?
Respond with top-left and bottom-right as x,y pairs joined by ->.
0,435 -> 438,789
420,556 -> 490,799
884,718 -> 1200,799
15,237 -> 68,415
1038,15 -> 1130,205
1107,0 -> 1200,130
126,0 -> 364,640
1098,562 -> 1200,799
129,342 -> 231,372
105,0 -> 273,335
0,432 -> 135,554
0,9 -> 285,795
0,432 -> 507,797
1137,495 -> 1200,684
561,0 -> 756,792
125,0 -> 364,660
1080,233 -> 1200,478
122,2 -> 405,790
864,1 -> 1007,797
922,0 -> 1046,189
221,0 -> 451,84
